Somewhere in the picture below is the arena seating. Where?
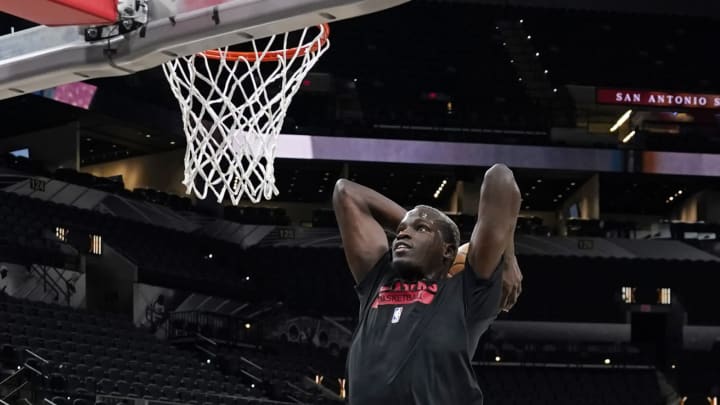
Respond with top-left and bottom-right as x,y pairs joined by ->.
224,206 -> 290,226
214,343 -> 344,404
55,167 -> 289,226
0,194 -> 68,268
476,340 -> 650,366
0,291 -> 667,405
478,364 -> 662,405
0,190 -> 249,294
0,295 -> 322,404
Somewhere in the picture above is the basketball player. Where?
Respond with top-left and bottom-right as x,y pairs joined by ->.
333,163 -> 522,405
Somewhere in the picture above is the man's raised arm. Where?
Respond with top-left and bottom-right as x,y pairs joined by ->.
333,179 -> 407,284
468,164 -> 521,280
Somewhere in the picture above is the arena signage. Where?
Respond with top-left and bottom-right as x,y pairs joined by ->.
596,88 -> 720,109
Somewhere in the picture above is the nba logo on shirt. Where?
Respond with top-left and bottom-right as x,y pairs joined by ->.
391,307 -> 403,324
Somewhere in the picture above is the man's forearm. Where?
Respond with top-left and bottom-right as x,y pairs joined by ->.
334,179 -> 406,232
478,164 -> 520,262
503,218 -> 517,259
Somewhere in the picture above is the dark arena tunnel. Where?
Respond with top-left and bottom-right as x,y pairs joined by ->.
1,0 -> 720,404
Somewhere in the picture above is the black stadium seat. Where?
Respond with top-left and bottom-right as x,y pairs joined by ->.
51,397 -> 69,405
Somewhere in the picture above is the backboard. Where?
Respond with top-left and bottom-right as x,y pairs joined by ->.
0,0 -> 409,100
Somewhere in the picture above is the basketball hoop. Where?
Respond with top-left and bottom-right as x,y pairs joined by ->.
162,24 -> 330,204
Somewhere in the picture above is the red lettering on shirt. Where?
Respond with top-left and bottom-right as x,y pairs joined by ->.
371,280 -> 438,308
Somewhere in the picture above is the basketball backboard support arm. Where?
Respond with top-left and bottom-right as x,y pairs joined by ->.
0,0 -> 409,101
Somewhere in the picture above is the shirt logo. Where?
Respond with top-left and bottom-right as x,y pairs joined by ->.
391,307 -> 403,324
371,279 -> 438,308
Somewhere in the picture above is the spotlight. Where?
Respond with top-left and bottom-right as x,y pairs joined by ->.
610,109 -> 633,133
495,356 -> 501,362
245,323 -> 251,329
622,130 -> 636,143
604,358 -> 611,365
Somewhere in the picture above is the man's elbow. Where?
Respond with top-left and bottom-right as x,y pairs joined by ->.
485,163 -> 514,180
484,164 -> 520,195
333,178 -> 353,204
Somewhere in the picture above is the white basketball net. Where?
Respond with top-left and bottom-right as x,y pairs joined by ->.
162,25 -> 330,204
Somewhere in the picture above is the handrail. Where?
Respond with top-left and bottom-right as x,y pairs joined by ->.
24,348 -> 49,364
195,333 -> 218,346
0,367 -> 24,386
2,380 -> 28,402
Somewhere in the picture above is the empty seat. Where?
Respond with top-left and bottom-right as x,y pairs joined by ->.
97,378 -> 114,394
146,383 -> 161,399
129,382 -> 144,397
150,373 -> 165,385
89,366 -> 104,380
49,373 -> 67,391
160,385 -> 176,401
107,368 -> 120,381
119,370 -> 134,383
81,354 -> 95,367
116,380 -> 130,396
83,376 -> 96,393
176,389 -> 192,403
51,397 -> 69,405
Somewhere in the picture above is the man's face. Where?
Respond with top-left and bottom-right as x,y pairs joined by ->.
391,208 -> 448,277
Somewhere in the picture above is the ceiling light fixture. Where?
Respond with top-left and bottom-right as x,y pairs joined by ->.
622,130 -> 636,143
610,109 -> 633,132
433,179 -> 448,199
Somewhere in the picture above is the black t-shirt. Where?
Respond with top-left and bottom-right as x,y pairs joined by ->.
347,251 -> 503,405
